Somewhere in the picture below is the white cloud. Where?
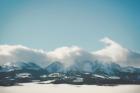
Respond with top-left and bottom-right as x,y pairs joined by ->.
47,46 -> 94,67
93,37 -> 140,67
0,45 -> 49,67
0,45 -> 94,67
93,37 -> 129,63
0,37 -> 140,68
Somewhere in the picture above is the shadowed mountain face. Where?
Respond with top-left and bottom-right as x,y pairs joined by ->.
16,62 -> 42,70
45,62 -> 64,73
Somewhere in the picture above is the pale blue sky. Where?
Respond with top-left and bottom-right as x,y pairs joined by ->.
0,0 -> 140,51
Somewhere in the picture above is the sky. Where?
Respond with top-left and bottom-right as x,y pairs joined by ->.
0,0 -> 140,52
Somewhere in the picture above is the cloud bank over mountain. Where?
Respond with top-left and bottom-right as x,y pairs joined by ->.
0,45 -> 49,67
0,37 -> 140,68
47,46 -> 94,67
93,37 -> 140,67
93,37 -> 129,62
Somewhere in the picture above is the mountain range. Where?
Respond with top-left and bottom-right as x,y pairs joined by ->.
0,37 -> 140,85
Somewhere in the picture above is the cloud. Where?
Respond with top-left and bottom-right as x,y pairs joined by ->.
0,37 -> 140,68
126,50 -> 140,67
0,45 -> 94,67
47,46 -> 94,67
93,37 -> 140,67
0,45 -> 49,67
93,37 -> 129,63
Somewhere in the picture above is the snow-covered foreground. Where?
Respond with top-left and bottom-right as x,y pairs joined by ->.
0,83 -> 140,93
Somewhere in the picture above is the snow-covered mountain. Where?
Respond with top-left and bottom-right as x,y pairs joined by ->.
0,58 -> 140,82
0,60 -> 140,77
46,61 -> 64,73
16,62 -> 42,71
0,37 -> 140,85
0,60 -> 140,86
